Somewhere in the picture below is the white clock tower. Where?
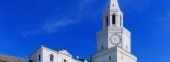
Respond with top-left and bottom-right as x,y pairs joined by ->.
90,0 -> 137,62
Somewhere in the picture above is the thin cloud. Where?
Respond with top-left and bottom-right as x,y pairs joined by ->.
155,12 -> 170,32
42,20 -> 76,33
21,0 -> 99,37
21,19 -> 76,37
156,12 -> 170,22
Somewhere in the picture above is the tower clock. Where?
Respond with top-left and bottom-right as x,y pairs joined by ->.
90,0 -> 137,62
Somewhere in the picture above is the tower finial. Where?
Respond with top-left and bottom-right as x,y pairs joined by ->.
41,45 -> 44,47
107,0 -> 121,11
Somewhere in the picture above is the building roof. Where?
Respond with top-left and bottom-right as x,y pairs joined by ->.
0,54 -> 28,62
29,45 -> 73,58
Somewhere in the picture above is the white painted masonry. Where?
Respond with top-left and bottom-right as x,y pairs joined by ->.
27,0 -> 137,62
91,0 -> 137,62
29,46 -> 84,62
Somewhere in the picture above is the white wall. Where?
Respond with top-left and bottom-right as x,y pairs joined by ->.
91,47 -> 137,62
96,30 -> 108,52
117,47 -> 137,62
29,47 -> 82,62
29,47 -> 42,62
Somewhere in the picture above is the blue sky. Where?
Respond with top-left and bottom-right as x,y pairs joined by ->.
0,0 -> 170,62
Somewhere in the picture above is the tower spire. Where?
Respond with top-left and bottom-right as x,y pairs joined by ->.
103,0 -> 123,29
108,0 -> 120,11
91,0 -> 137,62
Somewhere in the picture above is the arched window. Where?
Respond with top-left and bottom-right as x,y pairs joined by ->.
109,56 -> 111,60
112,15 -> 116,24
64,59 -> 67,62
29,60 -> 33,62
38,54 -> 41,61
50,54 -> 54,61
126,46 -> 128,49
101,45 -> 104,49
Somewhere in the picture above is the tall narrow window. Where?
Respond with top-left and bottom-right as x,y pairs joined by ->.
29,60 -> 33,62
101,45 -> 104,49
38,54 -> 41,61
120,15 -> 122,26
112,15 -> 116,24
126,46 -> 128,49
109,56 -> 111,60
105,16 -> 109,26
50,54 -> 54,61
64,59 -> 67,62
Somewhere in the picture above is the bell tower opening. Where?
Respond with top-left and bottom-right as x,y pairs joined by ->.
112,15 -> 116,25
93,0 -> 137,62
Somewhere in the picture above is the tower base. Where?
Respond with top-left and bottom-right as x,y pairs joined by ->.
91,47 -> 137,62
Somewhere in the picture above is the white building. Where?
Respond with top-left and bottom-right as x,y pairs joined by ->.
28,46 -> 84,62
90,0 -> 137,62
0,0 -> 137,62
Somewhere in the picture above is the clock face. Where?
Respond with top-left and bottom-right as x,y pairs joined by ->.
110,34 -> 121,46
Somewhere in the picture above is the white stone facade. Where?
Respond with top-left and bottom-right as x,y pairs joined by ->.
29,46 -> 84,62
96,27 -> 131,52
29,0 -> 137,62
91,47 -> 137,62
91,0 -> 137,62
